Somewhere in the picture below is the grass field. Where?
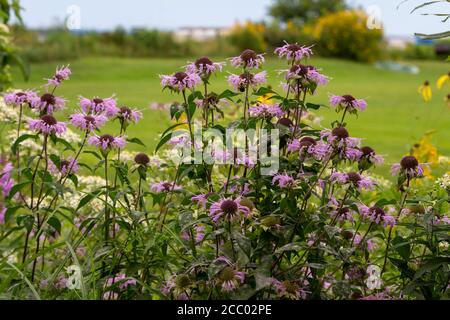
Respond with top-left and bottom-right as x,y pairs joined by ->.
11,56 -> 449,172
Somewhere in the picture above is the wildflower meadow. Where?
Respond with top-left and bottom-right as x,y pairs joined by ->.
0,42 -> 449,301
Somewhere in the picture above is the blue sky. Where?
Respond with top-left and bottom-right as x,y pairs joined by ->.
17,0 -> 450,36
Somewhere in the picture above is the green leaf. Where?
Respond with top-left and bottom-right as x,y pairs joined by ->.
126,137 -> 146,147
155,133 -> 173,154
392,236 -> 411,261
11,134 -> 37,154
47,216 -> 62,234
218,89 -> 239,100
7,181 -> 31,200
83,150 -> 102,160
76,190 -> 101,211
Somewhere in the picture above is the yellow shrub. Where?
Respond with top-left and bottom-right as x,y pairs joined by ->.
228,21 -> 267,53
313,10 -> 383,62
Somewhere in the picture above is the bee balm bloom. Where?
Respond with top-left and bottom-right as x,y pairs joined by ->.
230,49 -> 264,69
227,71 -> 266,92
4,90 -> 38,106
160,71 -> 201,92
70,113 -> 107,132
45,65 -> 71,87
186,56 -> 224,79
79,96 -> 117,115
330,94 -> 367,112
391,155 -> 424,178
28,115 -> 66,135
30,93 -> 66,115
88,134 -> 126,150
209,198 -> 251,223
49,157 -> 79,176
274,42 -> 313,62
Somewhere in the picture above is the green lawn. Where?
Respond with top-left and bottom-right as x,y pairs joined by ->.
11,56 -> 450,172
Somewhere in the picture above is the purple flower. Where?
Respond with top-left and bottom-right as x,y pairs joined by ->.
105,274 -> 137,290
274,42 -> 313,62
359,146 -> 384,166
28,115 -> 66,135
49,157 -> 79,176
79,96 -> 117,115
330,94 -> 367,112
285,64 -> 329,91
191,193 -> 210,208
70,113 -> 107,132
209,198 -> 251,223
150,181 -> 182,193
320,127 -> 362,161
160,71 -> 201,92
270,278 -> 307,299
330,207 -> 355,222
227,71 -> 266,92
0,163 -> 14,198
186,56 -> 225,79
391,155 -> 425,178
249,103 -> 284,119
359,205 -> 396,227
230,49 -> 265,69
0,206 -> 5,224
45,65 -> 71,87
287,137 -> 317,157
181,224 -> 205,244
116,106 -> 142,123
30,93 -> 66,115
353,234 -> 378,251
330,172 -> 375,191
88,134 -> 126,150
272,173 -> 295,188
218,266 -> 246,292
4,90 -> 38,106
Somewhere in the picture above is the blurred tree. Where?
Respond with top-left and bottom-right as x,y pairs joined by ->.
0,0 -> 28,91
268,0 -> 346,25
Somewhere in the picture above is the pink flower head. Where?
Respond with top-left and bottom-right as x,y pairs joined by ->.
28,115 -> 66,135
0,163 -> 14,198
230,49 -> 265,69
287,137 -> 317,156
181,224 -> 205,244
160,71 -> 201,92
359,146 -> 384,166
0,206 -> 6,224
150,181 -> 182,193
330,94 -> 367,112
45,65 -> 71,87
274,42 -> 313,62
330,207 -> 355,222
285,64 -> 329,92
4,90 -> 38,106
70,113 -> 107,132
391,156 -> 424,178
191,193 -> 210,208
88,134 -> 126,150
79,96 -> 117,115
249,103 -> 284,119
49,157 -> 79,176
353,234 -> 378,252
360,205 -> 396,227
209,198 -> 251,223
218,266 -> 246,292
105,273 -> 137,290
186,56 -> 225,79
30,93 -> 66,115
272,173 -> 295,188
320,127 -> 362,161
116,106 -> 142,124
270,278 -> 307,300
330,172 -> 375,191
227,71 -> 266,92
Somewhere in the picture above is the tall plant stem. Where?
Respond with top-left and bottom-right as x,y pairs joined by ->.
104,155 -> 110,244
382,178 -> 410,275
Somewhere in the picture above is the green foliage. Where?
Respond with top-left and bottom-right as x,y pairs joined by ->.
269,0 -> 346,24
312,10 -> 383,63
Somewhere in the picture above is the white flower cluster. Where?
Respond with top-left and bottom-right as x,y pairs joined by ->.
437,173 -> 450,190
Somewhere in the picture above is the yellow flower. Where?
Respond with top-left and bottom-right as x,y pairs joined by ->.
418,81 -> 432,102
437,72 -> 450,89
172,113 -> 189,130
257,93 -> 275,105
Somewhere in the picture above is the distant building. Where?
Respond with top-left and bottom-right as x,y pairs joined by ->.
174,26 -> 231,41
385,35 -> 414,50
